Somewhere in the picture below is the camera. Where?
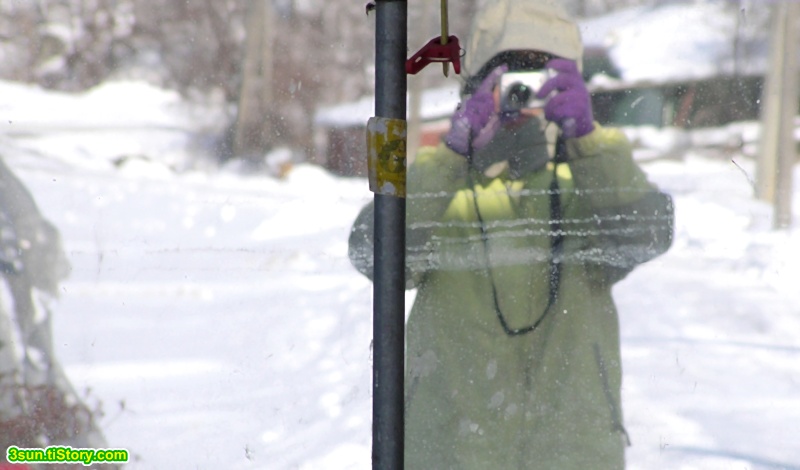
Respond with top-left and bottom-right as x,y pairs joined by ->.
499,71 -> 551,113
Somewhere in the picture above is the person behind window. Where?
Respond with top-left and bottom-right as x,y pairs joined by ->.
349,0 -> 674,468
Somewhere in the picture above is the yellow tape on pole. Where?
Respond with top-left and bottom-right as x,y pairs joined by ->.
367,117 -> 407,198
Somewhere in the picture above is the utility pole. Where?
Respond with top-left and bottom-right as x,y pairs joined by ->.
370,1 -> 407,468
757,0 -> 798,229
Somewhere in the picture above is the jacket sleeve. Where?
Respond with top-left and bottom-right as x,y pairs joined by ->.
348,144 -> 469,289
562,124 -> 674,285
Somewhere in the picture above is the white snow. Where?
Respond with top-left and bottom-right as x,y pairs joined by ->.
2,78 -> 799,470
0,80 -> 226,172
581,2 -> 771,85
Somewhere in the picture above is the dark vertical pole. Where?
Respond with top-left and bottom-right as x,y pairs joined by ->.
373,1 -> 406,469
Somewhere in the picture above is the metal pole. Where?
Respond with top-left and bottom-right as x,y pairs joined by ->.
373,1 -> 406,469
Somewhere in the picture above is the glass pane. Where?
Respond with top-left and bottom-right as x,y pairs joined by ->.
0,1 -> 796,469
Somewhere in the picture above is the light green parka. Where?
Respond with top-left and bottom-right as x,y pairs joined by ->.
348,124 -> 674,469
350,1 -> 673,467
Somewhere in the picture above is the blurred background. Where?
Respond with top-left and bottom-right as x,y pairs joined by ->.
0,0 -> 798,469
0,0 -> 772,172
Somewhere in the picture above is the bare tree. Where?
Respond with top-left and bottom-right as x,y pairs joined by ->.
234,0 -> 276,161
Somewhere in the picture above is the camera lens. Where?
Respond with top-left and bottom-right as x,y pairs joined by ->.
503,82 -> 532,112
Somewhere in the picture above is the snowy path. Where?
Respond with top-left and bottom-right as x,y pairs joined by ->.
8,152 -> 800,470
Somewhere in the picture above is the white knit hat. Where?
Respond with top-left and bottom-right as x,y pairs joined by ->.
464,0 -> 583,76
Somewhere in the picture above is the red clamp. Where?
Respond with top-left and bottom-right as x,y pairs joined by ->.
405,36 -> 461,75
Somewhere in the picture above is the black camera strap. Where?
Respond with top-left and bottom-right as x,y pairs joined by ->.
467,137 -> 566,337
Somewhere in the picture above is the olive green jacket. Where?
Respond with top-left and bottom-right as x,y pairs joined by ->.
348,125 -> 673,469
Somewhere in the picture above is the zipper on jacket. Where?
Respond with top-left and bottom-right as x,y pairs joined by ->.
593,342 -> 632,446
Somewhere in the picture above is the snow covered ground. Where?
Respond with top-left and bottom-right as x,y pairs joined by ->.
1,80 -> 799,469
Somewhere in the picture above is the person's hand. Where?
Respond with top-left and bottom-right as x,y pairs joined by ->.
537,59 -> 594,139
444,65 -> 507,156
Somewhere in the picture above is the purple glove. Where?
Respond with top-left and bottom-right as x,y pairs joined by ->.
444,65 -> 507,156
537,59 -> 595,139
